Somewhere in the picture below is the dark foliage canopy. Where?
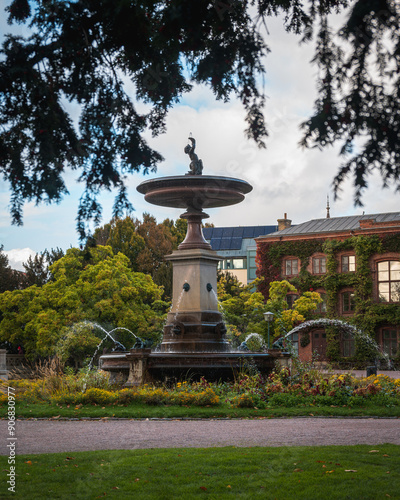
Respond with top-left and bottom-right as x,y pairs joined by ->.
1,0 -> 399,238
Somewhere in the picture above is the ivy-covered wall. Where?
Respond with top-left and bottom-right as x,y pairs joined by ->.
256,233 -> 400,364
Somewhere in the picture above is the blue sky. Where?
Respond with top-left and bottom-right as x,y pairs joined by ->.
1,7 -> 399,269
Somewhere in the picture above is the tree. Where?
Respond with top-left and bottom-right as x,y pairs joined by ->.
93,214 -> 186,297
265,280 -> 322,339
0,246 -> 169,359
22,247 -> 65,287
1,1 -> 398,237
101,216 -> 146,272
218,278 -> 322,347
0,245 -> 26,292
218,277 -> 270,346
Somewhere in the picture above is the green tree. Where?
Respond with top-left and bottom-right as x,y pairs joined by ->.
23,253 -> 49,287
2,1 -> 398,236
0,245 -> 26,292
55,322 -> 103,369
104,217 -> 146,271
94,214 -> 186,298
0,246 -> 168,360
218,278 -> 268,346
219,278 -> 322,347
265,280 -> 322,338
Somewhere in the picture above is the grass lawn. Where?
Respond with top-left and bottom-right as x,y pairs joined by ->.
2,400 -> 400,419
0,445 -> 398,499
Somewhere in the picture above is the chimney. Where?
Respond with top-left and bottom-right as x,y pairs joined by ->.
277,213 -> 292,231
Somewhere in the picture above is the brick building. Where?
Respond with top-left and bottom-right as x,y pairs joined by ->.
256,212 -> 400,366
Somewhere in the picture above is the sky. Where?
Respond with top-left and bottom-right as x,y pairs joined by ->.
1,5 -> 399,270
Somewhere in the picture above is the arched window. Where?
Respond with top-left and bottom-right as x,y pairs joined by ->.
377,261 -> 400,302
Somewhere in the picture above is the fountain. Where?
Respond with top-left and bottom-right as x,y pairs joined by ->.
100,137 -> 290,384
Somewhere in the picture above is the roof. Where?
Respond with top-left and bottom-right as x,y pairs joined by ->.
203,225 -> 276,251
261,212 -> 400,238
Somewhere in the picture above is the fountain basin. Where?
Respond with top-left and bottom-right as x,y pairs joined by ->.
100,349 -> 291,386
136,175 -> 252,211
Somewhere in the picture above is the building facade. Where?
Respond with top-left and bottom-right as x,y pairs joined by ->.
256,212 -> 400,366
203,225 -> 277,284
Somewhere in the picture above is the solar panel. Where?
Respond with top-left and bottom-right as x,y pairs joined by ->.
233,227 -> 244,237
219,239 -> 231,250
243,227 -> 254,238
210,239 -> 221,250
222,228 -> 233,237
230,238 -> 242,250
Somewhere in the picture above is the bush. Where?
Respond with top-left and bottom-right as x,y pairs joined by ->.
268,393 -> 308,407
51,392 -> 85,405
116,388 -> 141,405
141,388 -> 169,405
231,393 -> 257,408
193,388 -> 220,406
82,388 -> 117,405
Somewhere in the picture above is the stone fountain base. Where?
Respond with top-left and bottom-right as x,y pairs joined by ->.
100,348 -> 291,386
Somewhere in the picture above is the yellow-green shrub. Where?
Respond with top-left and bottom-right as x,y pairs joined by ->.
50,392 -> 85,405
82,388 -> 117,405
231,393 -> 256,408
193,388 -> 220,406
116,388 -> 141,404
141,388 -> 169,405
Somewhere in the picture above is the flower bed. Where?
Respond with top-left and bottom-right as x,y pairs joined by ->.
1,368 -> 399,409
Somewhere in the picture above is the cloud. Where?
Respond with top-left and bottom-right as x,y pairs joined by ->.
4,248 -> 37,271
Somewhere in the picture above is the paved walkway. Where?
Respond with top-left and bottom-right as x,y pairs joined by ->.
1,418 -> 399,455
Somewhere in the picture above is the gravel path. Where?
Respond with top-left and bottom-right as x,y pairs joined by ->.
1,418 -> 399,455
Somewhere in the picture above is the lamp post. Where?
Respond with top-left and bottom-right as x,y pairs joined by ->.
263,311 -> 274,349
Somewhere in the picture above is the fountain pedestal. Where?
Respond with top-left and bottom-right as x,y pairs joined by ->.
162,248 -> 229,353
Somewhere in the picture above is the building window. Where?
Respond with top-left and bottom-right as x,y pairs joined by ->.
342,255 -> 356,273
382,328 -> 398,357
378,260 -> 400,302
315,293 -> 327,313
286,294 -> 299,309
312,257 -> 326,274
288,332 -> 299,355
220,258 -> 247,270
342,291 -> 355,313
247,249 -> 257,282
342,332 -> 355,357
284,259 -> 298,276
